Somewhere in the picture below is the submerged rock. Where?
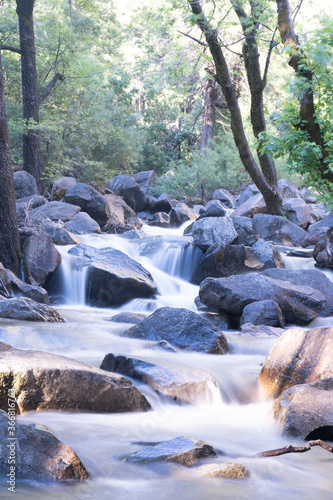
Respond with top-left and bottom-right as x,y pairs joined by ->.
0,410 -> 88,480
109,312 -> 147,324
122,307 -> 228,354
197,462 -> 250,478
0,342 -> 150,414
126,436 -> 216,465
0,297 -> 63,322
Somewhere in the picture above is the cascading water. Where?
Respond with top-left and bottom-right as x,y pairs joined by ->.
0,226 -> 332,500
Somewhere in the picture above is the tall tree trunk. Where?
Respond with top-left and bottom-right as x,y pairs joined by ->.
276,0 -> 333,183
0,51 -> 21,273
188,0 -> 284,215
16,0 -> 44,193
200,79 -> 218,152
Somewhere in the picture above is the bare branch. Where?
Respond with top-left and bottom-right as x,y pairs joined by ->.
0,45 -> 21,55
292,0 -> 304,22
255,440 -> 333,458
178,30 -> 207,47
39,73 -> 65,105
262,29 -> 279,90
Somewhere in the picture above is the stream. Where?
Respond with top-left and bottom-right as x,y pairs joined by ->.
0,224 -> 332,500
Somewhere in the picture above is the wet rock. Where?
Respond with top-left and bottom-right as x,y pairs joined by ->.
120,229 -> 147,240
122,307 -> 228,354
313,227 -> 333,269
0,342 -> 151,413
199,273 -> 325,325
273,378 -> 333,440
198,200 -> 229,218
0,410 -> 88,480
28,201 -> 81,225
5,269 -> 49,304
252,240 -> 285,269
236,184 -> 260,206
22,231 -> 61,286
212,188 -> 234,208
133,170 -> 157,194
283,197 -> 317,228
13,171 -> 38,199
64,211 -> 101,234
68,244 -> 157,307
252,214 -> 307,246
192,217 -> 238,250
64,183 -> 110,226
231,216 -> 257,246
170,202 -> 197,227
109,312 -> 147,324
240,323 -> 285,338
106,175 -> 148,212
101,354 -> 218,404
149,212 -> 171,227
233,193 -> 266,218
50,176 -> 77,201
259,327 -> 333,399
39,221 -> 79,245
197,462 -> 250,478
240,300 -> 285,327
126,436 -> 216,465
0,297 -> 63,322
278,179 -> 301,199
153,193 -> 173,213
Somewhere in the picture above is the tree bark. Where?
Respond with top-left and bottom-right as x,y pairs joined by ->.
200,79 -> 219,152
188,0 -> 283,215
16,0 -> 45,193
276,0 -> 333,182
0,51 -> 21,273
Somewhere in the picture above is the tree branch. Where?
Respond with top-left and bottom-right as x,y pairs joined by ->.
262,29 -> 279,90
255,440 -> 333,458
39,73 -> 65,105
0,45 -> 21,55
178,30 -> 207,46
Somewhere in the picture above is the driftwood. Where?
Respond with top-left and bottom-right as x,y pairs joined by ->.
255,440 -> 333,458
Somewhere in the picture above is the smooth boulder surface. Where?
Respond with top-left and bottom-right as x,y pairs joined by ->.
198,200 -> 228,218
197,462 -> 250,478
22,231 -> 61,286
126,436 -> 216,465
308,213 -> 333,234
252,214 -> 307,246
199,273 -> 325,325
212,188 -> 234,208
106,175 -> 148,212
192,217 -> 238,250
240,323 -> 285,338
68,244 -> 157,307
64,211 -> 101,234
39,221 -> 79,245
0,297 -> 63,322
283,197 -> 317,228
64,183 -> 110,226
240,300 -> 285,327
273,378 -> 333,440
232,216 -> 257,246
50,176 -> 77,201
28,201 -> 81,225
233,193 -> 266,217
170,202 -> 197,227
101,354 -> 218,404
122,307 -> 228,354
259,327 -> 333,399
0,410 -> 88,480
252,240 -> 284,269
0,342 -> 150,413
13,171 -> 38,199
134,170 -> 157,194
5,269 -> 49,304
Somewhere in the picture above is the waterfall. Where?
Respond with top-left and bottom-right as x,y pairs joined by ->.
151,241 -> 202,281
56,250 -> 90,305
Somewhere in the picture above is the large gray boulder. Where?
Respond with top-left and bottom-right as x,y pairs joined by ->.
106,175 -> 148,212
50,176 -> 77,201
13,171 -> 38,199
16,195 -> 48,226
240,300 -> 285,327
198,200 -> 229,218
212,188 -> 234,208
313,227 -> 333,269
278,179 -> 301,199
192,217 -> 238,250
283,197 -> 317,228
28,201 -> 81,225
152,193 -> 173,213
252,240 -> 285,269
232,216 -> 257,246
68,244 -> 157,307
0,410 -> 88,481
233,193 -> 266,217
236,184 -> 260,206
308,213 -> 333,234
273,378 -> 333,440
199,273 -> 325,325
252,214 -> 308,246
39,221 -> 79,245
5,269 -> 49,304
133,170 -> 157,194
126,436 -> 216,465
22,231 -> 61,286
122,307 -> 228,354
259,327 -> 333,399
170,202 -> 197,227
0,297 -> 63,322
64,211 -> 101,234
101,354 -> 218,404
64,183 -> 110,226
0,342 -> 150,413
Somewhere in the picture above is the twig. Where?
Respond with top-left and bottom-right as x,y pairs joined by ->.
262,28 -> 279,90
254,440 -> 333,458
178,30 -> 207,47
0,45 -> 21,55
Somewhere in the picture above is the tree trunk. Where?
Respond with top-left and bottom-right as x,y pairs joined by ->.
0,51 -> 21,273
188,1 -> 284,215
16,0 -> 44,193
276,0 -> 333,182
200,79 -> 218,152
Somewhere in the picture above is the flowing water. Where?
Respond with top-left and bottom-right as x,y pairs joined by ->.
0,226 -> 332,500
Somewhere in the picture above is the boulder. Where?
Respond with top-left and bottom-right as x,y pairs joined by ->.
252,240 -> 285,269
212,188 -> 234,208
68,244 -> 157,307
236,184 -> 260,206
240,323 -> 285,338
22,231 -> 61,286
28,201 -> 81,225
0,264 -> 11,296
308,213 -> 333,234
122,307 -> 228,354
0,297 -> 63,322
0,410 -> 88,480
16,195 -> 48,225
0,342 -> 150,413
252,214 -> 307,246
301,230 -> 327,248
313,228 -> 333,269
233,193 -> 266,218
64,211 -> 101,234
300,187 -> 318,204
273,378 -> 333,440
64,183 -> 110,226
103,193 -> 137,227
261,268 -> 333,316
259,327 -> 333,399
106,175 -> 148,212
126,436 -> 216,465
101,354 -> 218,404
278,179 -> 301,199
149,212 -> 171,227
283,197 -> 317,228
13,171 -> 38,199
198,200 -> 228,218
199,273 -> 325,325
5,269 -> 49,304
170,202 -> 197,227
192,217 -> 238,250
240,300 -> 285,327
39,221 -> 79,245
197,462 -> 250,478
231,216 -> 257,246
152,193 -> 173,213
133,170 -> 157,194
109,312 -> 147,324
50,176 -> 77,201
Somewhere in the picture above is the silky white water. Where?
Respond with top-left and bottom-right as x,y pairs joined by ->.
0,228 -> 332,500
